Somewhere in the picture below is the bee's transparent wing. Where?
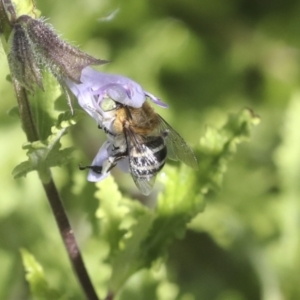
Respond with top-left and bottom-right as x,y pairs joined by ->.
158,115 -> 198,170
132,175 -> 156,196
117,158 -> 130,173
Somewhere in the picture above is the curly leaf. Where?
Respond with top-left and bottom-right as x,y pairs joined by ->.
109,211 -> 155,292
197,108 -> 260,191
141,166 -> 204,263
12,111 -> 82,181
95,108 -> 259,295
96,166 -> 203,293
95,176 -> 150,258
94,176 -> 153,291
20,249 -> 65,300
11,160 -> 34,178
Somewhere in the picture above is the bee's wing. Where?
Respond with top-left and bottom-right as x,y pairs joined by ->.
157,115 -> 198,170
123,128 -> 157,195
132,175 -> 156,196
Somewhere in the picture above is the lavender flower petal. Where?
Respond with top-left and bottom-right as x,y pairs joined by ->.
144,91 -> 169,108
80,67 -> 146,108
117,158 -> 130,173
66,67 -> 168,114
87,141 -> 111,182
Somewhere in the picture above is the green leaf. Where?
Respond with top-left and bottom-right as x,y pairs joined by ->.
20,249 -> 65,300
274,93 -> 300,191
94,168 -> 203,293
29,71 -> 64,141
197,108 -> 260,191
12,110 -> 83,182
94,108 -> 259,295
138,108 -> 258,270
109,211 -> 155,292
95,176 -> 154,291
11,160 -> 33,178
7,106 -> 19,118
95,176 -> 151,258
141,165 -> 204,263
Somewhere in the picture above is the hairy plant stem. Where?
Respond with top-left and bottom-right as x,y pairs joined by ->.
0,1 -> 99,299
13,80 -> 100,300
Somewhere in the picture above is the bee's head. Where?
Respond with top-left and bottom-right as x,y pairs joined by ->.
99,97 -> 118,112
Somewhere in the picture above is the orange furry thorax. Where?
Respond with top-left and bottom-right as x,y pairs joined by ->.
113,102 -> 160,135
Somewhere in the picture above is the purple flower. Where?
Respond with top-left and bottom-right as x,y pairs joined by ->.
66,67 -> 167,121
8,16 -> 106,90
65,67 -> 168,184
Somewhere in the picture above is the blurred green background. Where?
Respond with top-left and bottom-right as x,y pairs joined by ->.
1,0 -> 300,299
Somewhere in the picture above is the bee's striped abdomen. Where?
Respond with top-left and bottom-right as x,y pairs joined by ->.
130,136 -> 167,178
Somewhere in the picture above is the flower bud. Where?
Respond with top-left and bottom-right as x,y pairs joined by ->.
7,14 -> 107,90
8,22 -> 43,90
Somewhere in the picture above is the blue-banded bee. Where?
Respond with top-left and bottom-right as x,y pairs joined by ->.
80,97 -> 198,195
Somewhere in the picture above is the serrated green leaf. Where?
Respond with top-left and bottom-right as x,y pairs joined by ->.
45,146 -> 75,167
12,111 -> 82,181
94,177 -> 154,291
139,166 -> 204,266
95,176 -> 150,257
96,176 -> 129,251
54,109 -> 85,130
197,108 -> 260,191
29,72 -> 63,141
12,160 -> 34,178
137,109 -> 258,272
109,212 -> 155,292
95,109 -> 258,296
20,249 -> 65,300
96,167 -> 203,293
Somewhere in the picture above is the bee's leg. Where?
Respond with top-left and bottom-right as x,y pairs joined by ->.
79,164 -> 103,174
106,152 -> 127,172
79,152 -> 127,174
90,153 -> 126,174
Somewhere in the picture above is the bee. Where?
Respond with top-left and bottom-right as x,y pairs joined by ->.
80,97 -> 198,195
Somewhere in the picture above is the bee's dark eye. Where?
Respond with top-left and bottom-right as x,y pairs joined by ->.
100,98 -> 117,111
